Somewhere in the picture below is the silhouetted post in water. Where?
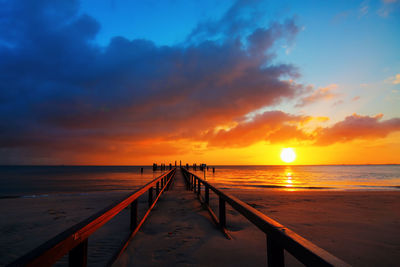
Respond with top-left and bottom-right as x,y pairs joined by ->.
153,163 -> 157,171
193,163 -> 197,171
169,163 -> 172,170
207,166 -> 209,171
186,163 -> 189,169
175,160 -> 177,167
180,160 -> 181,167
140,167 -> 143,173
213,167 -> 215,173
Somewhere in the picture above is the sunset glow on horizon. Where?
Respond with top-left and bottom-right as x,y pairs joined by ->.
0,0 -> 399,165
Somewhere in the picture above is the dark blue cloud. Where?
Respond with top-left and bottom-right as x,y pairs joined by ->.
0,0 -> 302,164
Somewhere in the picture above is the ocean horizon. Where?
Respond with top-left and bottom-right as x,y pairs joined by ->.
1,165 -> 399,199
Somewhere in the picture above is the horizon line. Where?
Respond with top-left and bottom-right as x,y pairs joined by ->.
0,164 -> 399,167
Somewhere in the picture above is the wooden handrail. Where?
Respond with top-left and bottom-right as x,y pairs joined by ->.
8,168 -> 176,267
181,168 -> 350,267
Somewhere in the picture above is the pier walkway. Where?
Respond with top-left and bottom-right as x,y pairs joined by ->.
114,169 -> 266,266
8,167 -> 349,267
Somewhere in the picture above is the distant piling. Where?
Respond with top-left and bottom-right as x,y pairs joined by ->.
213,167 -> 215,173
153,163 -> 157,171
141,167 -> 144,173
200,163 -> 206,171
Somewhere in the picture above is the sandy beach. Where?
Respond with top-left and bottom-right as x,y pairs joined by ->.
0,191 -> 132,266
1,176 -> 399,266
228,189 -> 400,266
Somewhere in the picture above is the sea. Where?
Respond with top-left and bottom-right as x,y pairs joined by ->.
1,165 -> 399,198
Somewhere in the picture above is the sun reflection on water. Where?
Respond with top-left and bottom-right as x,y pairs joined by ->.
285,167 -> 293,187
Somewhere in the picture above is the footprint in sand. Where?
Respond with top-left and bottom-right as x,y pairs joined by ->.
47,209 -> 66,220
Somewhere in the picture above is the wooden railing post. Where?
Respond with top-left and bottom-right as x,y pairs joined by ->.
219,196 -> 226,228
148,187 -> 153,207
130,200 -> 138,231
186,173 -> 190,190
205,185 -> 209,205
69,238 -> 88,267
156,181 -> 160,196
166,175 -> 172,190
266,234 -> 284,267
194,178 -> 197,193
197,180 -> 201,196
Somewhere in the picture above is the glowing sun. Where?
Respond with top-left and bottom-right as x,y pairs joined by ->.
280,148 -> 296,163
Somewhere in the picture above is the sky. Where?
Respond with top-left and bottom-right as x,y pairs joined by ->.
0,0 -> 399,165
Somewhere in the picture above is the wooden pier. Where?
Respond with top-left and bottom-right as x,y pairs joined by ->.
7,167 -> 350,267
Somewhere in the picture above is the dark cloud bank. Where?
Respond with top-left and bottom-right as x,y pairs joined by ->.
0,0 -> 399,164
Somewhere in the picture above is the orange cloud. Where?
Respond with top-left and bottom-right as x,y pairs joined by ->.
203,112 -> 400,149
315,113 -> 400,145
206,111 -> 311,147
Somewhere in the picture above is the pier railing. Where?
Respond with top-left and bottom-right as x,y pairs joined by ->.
8,168 -> 176,267
181,168 -> 350,267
